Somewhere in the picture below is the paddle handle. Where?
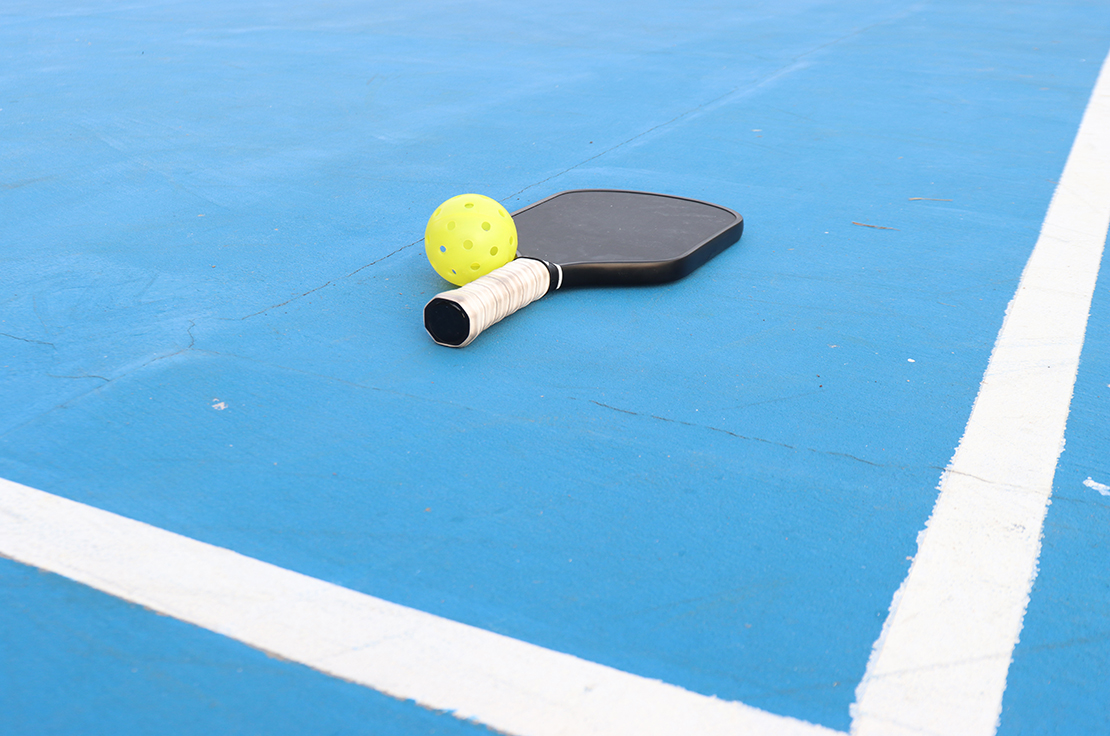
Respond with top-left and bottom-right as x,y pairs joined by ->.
424,258 -> 557,347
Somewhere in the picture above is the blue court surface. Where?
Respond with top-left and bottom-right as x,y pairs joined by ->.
2,1 -> 1109,734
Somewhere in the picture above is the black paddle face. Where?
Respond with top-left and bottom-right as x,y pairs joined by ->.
512,189 -> 743,286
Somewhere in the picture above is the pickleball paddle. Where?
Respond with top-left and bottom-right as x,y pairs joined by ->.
423,189 -> 743,347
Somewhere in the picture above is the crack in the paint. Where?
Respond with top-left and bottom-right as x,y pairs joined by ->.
936,467 -> 1046,495
586,399 -> 899,469
860,649 -> 1013,681
1,176 -> 54,190
502,8 -> 917,203
0,333 -> 55,348
0,321 -> 199,441
31,295 -> 50,335
587,398 -> 798,449
1011,630 -> 1110,653
588,399 -> 787,442
936,467 -> 997,486
136,319 -> 197,368
823,450 -> 887,468
233,241 -> 421,321
46,373 -> 109,382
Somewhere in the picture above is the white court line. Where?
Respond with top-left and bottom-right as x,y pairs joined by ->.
0,477 -> 840,736
851,49 -> 1110,736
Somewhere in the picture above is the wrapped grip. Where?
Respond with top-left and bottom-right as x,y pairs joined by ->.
424,258 -> 552,347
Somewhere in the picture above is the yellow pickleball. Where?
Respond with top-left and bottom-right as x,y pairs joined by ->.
425,194 -> 517,285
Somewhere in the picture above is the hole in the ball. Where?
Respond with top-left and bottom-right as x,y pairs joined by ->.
464,202 -> 474,209
509,235 -> 515,245
463,239 -> 473,249
481,221 -> 491,231
447,221 -> 455,231
439,245 -> 446,252
470,262 -> 480,270
498,209 -> 507,217
490,246 -> 498,256
451,269 -> 457,274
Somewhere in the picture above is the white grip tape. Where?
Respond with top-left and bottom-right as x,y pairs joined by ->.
427,258 -> 551,347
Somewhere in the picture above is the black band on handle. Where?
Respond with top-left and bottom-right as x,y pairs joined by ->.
423,298 -> 471,347
424,258 -> 552,347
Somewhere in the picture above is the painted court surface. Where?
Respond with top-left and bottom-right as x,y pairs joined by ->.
2,1 -> 1109,734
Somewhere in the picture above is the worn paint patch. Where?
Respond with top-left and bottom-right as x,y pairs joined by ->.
1083,477 -> 1110,496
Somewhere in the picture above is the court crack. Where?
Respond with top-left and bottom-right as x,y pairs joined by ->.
232,240 -> 421,321
586,399 -> 897,469
933,467 -> 1046,495
46,373 -> 110,382
0,332 -> 55,348
504,2 -> 924,202
0,322 -> 199,442
861,649 -> 1013,682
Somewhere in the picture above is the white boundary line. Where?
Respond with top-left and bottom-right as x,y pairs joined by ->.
0,477 -> 840,736
851,50 -> 1110,736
